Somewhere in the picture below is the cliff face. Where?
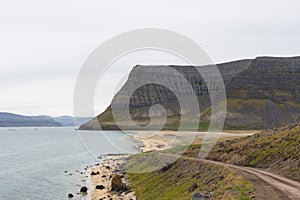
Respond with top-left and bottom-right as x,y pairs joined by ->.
80,56 -> 300,130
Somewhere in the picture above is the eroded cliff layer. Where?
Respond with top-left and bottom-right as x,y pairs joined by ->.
80,56 -> 300,130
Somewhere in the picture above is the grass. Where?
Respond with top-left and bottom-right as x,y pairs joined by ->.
207,123 -> 300,181
125,145 -> 255,200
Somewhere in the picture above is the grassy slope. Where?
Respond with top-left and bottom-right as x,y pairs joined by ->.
81,98 -> 300,130
126,146 -> 254,200
206,123 -> 300,181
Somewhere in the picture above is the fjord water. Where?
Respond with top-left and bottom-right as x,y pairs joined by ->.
0,127 -> 140,200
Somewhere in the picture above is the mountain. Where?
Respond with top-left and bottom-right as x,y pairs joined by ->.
0,112 -> 62,127
53,116 -> 92,126
80,56 -> 300,130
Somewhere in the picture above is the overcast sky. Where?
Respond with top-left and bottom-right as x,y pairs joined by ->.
1,0 -> 299,117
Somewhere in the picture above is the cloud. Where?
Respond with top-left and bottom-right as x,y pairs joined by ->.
0,0 -> 299,116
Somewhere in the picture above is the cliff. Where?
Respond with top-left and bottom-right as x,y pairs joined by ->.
80,56 -> 300,130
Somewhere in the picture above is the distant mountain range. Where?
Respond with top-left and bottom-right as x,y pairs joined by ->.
53,116 -> 92,126
80,56 -> 300,130
0,112 -> 91,127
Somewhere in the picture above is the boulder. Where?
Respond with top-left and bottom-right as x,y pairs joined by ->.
91,171 -> 99,176
68,193 -> 74,198
111,174 -> 127,192
80,186 -> 88,193
96,185 -> 105,190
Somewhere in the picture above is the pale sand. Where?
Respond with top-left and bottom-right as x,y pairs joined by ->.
90,130 -> 256,199
132,130 -> 256,152
90,155 -> 136,200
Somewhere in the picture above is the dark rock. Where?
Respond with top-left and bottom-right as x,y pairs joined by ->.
192,192 -> 211,200
189,183 -> 198,192
219,175 -> 225,180
80,186 -> 88,193
91,171 -> 99,176
111,174 -> 127,192
102,175 -> 107,178
68,193 -> 74,198
96,185 -> 105,190
159,162 -> 173,173
125,190 -> 132,194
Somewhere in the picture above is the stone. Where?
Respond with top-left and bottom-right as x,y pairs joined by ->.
96,185 -> 105,190
192,192 -> 211,200
68,193 -> 74,198
80,186 -> 88,193
91,171 -> 99,176
189,183 -> 198,192
111,174 -> 127,192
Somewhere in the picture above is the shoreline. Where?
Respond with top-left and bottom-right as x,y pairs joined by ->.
86,132 -> 170,200
87,130 -> 256,199
89,154 -> 136,200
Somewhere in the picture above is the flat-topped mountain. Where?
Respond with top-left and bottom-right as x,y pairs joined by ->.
80,56 -> 300,130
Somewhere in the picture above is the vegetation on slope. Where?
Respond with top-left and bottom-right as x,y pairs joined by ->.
206,123 -> 300,181
125,146 -> 255,200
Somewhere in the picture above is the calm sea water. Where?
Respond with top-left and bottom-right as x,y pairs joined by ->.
0,127 -> 140,200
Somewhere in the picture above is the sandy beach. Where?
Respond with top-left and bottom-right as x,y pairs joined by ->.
88,130 -> 256,199
89,155 -> 136,200
132,130 -> 256,152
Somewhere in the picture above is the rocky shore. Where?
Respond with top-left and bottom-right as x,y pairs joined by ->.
72,130 -> 255,200
89,154 -> 136,200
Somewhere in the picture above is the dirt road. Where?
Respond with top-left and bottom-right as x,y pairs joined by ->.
160,153 -> 300,199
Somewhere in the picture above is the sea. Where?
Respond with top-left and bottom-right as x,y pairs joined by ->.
0,127 -> 141,200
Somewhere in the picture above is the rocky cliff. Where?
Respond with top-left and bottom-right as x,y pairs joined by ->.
80,56 -> 300,130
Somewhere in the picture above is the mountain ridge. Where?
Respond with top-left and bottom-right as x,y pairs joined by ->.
80,56 -> 300,130
0,112 -> 62,127
0,112 -> 92,127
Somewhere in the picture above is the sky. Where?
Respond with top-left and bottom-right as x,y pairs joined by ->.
0,0 -> 300,117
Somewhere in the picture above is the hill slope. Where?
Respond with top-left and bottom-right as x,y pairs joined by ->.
80,56 -> 300,130
53,116 -> 92,126
126,146 -> 255,200
0,112 -> 62,127
206,123 -> 300,182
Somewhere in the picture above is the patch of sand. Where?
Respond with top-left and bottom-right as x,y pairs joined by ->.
90,130 -> 256,199
132,130 -> 255,152
90,155 -> 136,200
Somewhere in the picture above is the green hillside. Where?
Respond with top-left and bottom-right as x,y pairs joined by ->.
206,123 -> 300,181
